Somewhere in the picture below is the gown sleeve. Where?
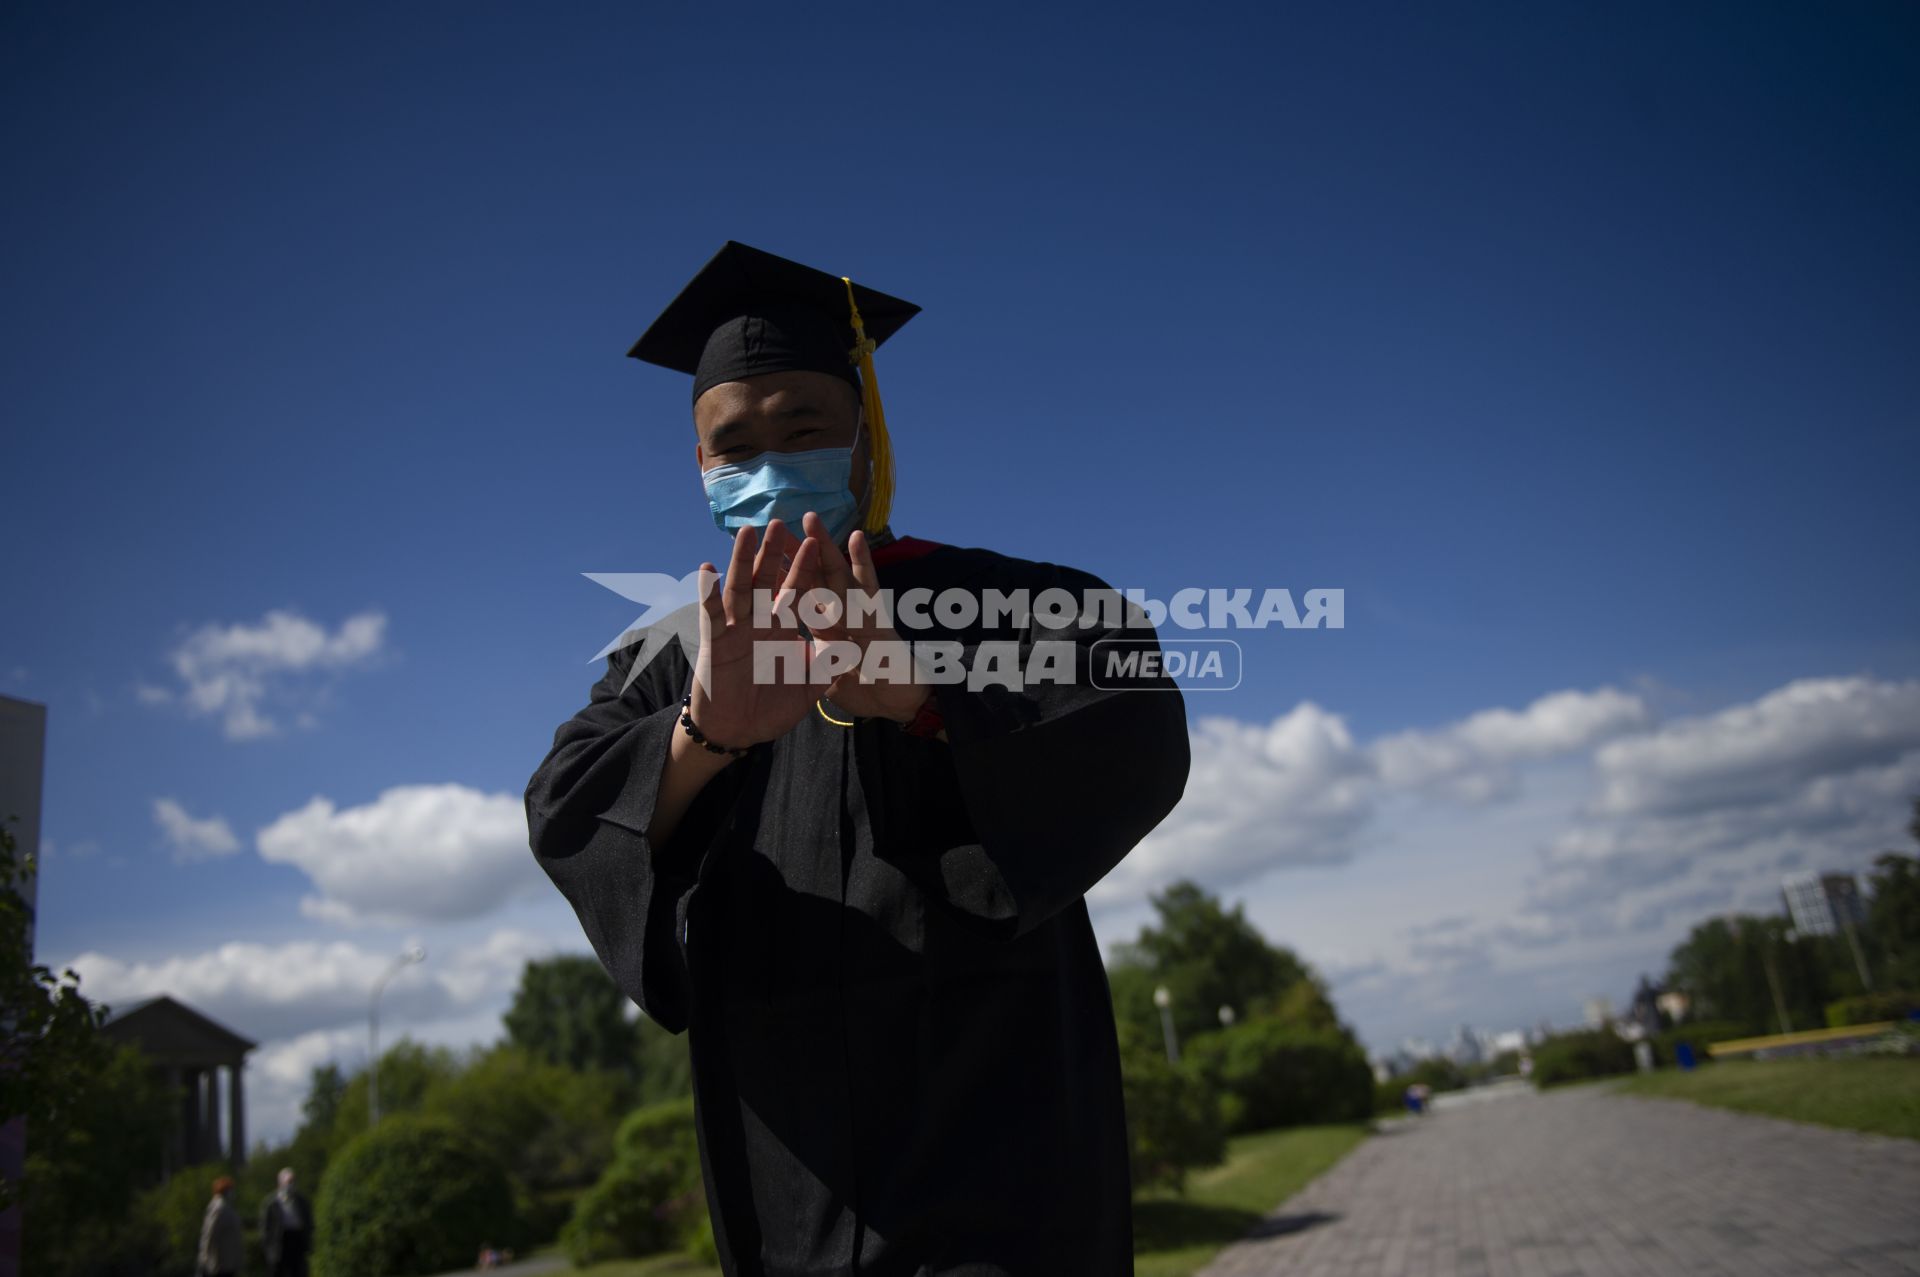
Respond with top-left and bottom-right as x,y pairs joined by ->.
917,559 -> 1191,939
523,628 -> 743,1033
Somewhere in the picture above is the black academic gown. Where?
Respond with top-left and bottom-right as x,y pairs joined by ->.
526,539 -> 1190,1277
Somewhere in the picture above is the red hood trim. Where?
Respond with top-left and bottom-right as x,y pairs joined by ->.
871,535 -> 945,567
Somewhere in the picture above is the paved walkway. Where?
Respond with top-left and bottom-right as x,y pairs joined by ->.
1198,1082 -> 1920,1277
429,1256 -> 563,1277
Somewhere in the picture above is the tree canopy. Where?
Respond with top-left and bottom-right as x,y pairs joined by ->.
504,954 -> 641,1076
1107,879 -> 1337,1045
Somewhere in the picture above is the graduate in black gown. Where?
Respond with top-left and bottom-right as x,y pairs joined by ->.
525,242 -> 1190,1277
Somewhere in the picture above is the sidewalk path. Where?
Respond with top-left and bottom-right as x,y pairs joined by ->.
1197,1082 -> 1920,1277
430,1256 -> 564,1277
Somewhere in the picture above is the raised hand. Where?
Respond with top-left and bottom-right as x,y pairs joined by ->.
800,513 -> 932,723
688,519 -> 835,748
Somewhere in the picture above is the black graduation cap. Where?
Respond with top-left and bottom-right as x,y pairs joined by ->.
629,241 -> 921,404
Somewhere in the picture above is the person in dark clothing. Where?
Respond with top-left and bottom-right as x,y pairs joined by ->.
526,242 -> 1189,1276
260,1167 -> 313,1277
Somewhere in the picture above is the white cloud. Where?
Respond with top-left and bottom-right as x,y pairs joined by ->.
1529,745 -> 1920,934
257,784 -> 540,926
70,927 -> 554,1052
161,609 -> 387,740
1095,701 -> 1374,902
1373,687 -> 1649,800
1088,674 -> 1920,1053
43,836 -> 101,862
154,798 -> 240,861
1094,687 -> 1648,904
1592,677 -> 1920,817
69,928 -> 565,1145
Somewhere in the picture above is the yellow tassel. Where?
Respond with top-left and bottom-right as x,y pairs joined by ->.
842,276 -> 894,534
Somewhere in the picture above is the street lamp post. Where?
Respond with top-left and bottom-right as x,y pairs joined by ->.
369,946 -> 426,1128
1839,910 -> 1874,992
1760,929 -> 1795,1036
1153,985 -> 1179,1064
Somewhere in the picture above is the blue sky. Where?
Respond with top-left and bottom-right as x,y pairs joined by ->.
5,3 -> 1918,1139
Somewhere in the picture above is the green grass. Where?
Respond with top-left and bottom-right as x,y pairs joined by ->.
1132,1123 -> 1370,1277
558,1123 -> 1368,1277
1614,1057 -> 1920,1140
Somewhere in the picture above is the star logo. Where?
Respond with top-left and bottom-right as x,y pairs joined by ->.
583,570 -> 708,693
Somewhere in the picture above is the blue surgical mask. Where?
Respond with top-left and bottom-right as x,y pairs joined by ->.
702,421 -> 864,543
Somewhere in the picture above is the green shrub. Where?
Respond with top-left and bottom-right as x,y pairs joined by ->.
1182,1020 -> 1373,1133
1118,1035 -> 1226,1192
613,1095 -> 698,1165
1530,1029 -> 1636,1088
1651,1020 -> 1751,1065
515,1183 -> 584,1252
132,1164 -> 246,1277
428,1046 -> 626,1194
1825,990 -> 1920,1028
684,1212 -> 720,1265
560,1099 -> 705,1266
312,1114 -> 517,1277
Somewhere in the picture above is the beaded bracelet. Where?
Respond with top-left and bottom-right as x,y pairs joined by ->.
679,692 -> 748,758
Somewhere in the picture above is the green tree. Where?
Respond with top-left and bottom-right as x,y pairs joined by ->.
1113,1022 -> 1225,1193
634,1015 -> 695,1106
1107,880 -> 1319,1045
268,1061 -> 348,1191
0,819 -> 118,1213
559,1099 -> 705,1265
426,1044 -> 625,1192
5,818 -> 178,1276
1531,1028 -> 1636,1087
1667,913 -> 1857,1033
313,1114 -> 518,1277
1181,1020 -> 1374,1132
22,1043 -> 177,1276
1866,843 -> 1920,991
326,1039 -> 459,1139
504,955 -> 640,1078
303,1061 -> 347,1131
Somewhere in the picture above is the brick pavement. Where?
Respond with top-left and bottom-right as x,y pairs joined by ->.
1196,1082 -> 1920,1277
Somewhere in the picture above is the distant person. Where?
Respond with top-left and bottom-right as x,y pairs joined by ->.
197,1176 -> 244,1277
261,1166 -> 313,1276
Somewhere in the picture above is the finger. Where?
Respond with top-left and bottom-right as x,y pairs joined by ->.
752,518 -> 790,596
803,511 -> 856,597
695,562 -> 721,696
763,517 -> 801,565
774,535 -> 821,625
789,532 -> 852,642
697,562 -> 724,624
847,530 -> 883,598
722,525 -> 758,625
845,530 -> 902,646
